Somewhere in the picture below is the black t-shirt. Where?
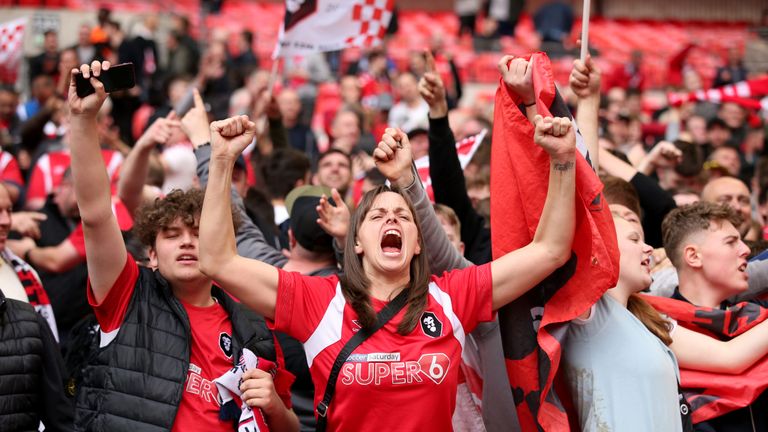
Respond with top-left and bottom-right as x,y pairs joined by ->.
34,197 -> 88,346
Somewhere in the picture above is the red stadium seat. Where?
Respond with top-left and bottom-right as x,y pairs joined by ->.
29,1 -> 747,89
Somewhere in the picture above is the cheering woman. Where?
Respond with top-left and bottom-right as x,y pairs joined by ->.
199,108 -> 576,431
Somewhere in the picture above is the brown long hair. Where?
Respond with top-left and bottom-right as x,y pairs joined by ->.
340,185 -> 431,335
627,294 -> 673,346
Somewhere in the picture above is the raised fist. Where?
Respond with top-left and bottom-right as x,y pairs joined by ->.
210,115 -> 257,161
569,55 -> 601,99
373,128 -> 414,186
498,55 -> 534,105
533,115 -> 576,159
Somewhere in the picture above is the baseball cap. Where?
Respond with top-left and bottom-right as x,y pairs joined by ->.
285,185 -> 335,254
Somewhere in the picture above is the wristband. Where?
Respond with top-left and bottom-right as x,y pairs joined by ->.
523,101 -> 536,107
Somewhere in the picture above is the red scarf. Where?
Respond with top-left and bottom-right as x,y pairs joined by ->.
644,294 -> 768,423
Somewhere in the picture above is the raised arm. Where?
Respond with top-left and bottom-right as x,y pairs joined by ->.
67,61 -> 127,303
316,188 -> 350,248
569,55 -> 601,170
497,55 -> 539,123
184,89 -> 289,268
420,52 -> 490,265
599,146 -> 638,181
490,116 -> 576,310
14,238 -> 81,273
198,115 -> 280,320
117,113 -> 179,215
671,318 -> 768,374
195,146 -> 288,267
266,97 -> 289,151
20,97 -> 62,160
374,125 -> 471,273
636,141 -> 682,177
600,143 -> 677,247
250,88 -> 288,151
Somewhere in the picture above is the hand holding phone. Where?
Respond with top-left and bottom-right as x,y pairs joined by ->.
74,62 -> 136,98
69,61 -> 112,117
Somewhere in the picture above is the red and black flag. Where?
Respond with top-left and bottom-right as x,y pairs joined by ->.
490,52 -> 620,430
644,295 -> 768,423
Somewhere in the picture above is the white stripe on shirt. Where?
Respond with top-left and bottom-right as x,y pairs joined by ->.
304,283 -> 346,367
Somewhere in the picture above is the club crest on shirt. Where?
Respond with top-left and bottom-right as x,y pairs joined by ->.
219,332 -> 233,358
420,312 -> 442,338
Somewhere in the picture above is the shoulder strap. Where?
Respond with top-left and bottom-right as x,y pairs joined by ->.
315,288 -> 410,432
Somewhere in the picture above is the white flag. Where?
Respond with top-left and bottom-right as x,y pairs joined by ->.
273,0 -> 394,58
0,18 -> 26,84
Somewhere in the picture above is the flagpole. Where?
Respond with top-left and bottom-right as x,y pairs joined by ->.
580,0 -> 591,61
266,58 -> 279,99
267,2 -> 285,101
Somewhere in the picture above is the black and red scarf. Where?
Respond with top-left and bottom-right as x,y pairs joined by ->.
644,294 -> 768,423
1,248 -> 59,340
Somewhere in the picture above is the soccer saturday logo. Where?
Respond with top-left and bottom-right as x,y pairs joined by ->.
340,353 -> 450,386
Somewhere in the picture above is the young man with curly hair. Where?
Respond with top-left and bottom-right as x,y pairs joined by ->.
68,61 -> 298,432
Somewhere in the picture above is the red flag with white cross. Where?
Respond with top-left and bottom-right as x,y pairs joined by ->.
413,128 -> 488,202
273,0 -> 394,58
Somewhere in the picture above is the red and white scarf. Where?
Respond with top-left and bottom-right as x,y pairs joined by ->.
215,348 -> 277,432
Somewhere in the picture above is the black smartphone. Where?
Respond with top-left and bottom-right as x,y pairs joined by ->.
74,62 -> 136,98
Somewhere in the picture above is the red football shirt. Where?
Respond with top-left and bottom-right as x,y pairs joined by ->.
89,255 -> 291,432
0,151 -> 23,186
68,198 -> 133,258
271,264 -> 493,431
27,149 -> 123,202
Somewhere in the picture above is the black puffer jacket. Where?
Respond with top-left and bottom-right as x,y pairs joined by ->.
0,290 -> 74,431
75,267 -> 277,432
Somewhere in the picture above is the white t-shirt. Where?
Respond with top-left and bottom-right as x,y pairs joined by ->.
273,204 -> 289,226
162,143 -> 197,194
388,100 -> 429,133
563,294 -> 683,432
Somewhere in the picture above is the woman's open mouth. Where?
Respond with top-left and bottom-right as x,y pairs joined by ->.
381,229 -> 402,256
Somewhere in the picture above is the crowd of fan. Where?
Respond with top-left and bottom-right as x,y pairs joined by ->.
2,3 -> 768,432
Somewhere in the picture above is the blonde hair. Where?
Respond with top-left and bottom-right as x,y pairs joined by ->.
433,203 -> 461,233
